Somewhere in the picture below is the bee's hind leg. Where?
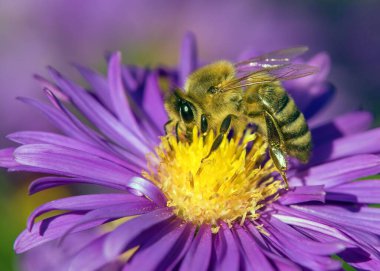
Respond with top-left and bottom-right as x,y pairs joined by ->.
263,111 -> 289,189
203,114 -> 233,160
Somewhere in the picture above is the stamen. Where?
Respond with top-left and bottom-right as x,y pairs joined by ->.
143,127 -> 282,231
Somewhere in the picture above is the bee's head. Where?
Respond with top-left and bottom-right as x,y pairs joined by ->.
164,90 -> 208,139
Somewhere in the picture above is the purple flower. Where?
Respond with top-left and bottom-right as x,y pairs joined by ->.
2,34 -> 380,271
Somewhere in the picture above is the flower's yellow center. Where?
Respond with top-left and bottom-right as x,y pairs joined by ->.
143,128 -> 282,232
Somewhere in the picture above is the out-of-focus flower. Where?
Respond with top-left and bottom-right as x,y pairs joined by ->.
2,34 -> 380,271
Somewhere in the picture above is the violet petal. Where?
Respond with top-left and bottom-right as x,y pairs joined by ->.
125,222 -> 194,270
326,180 -> 380,203
27,194 -> 145,231
142,72 -> 168,132
180,225 -> 212,271
69,234 -> 114,271
14,212 -> 107,253
0,147 -> 18,167
291,154 -> 380,188
212,223 -> 240,271
235,226 -> 274,271
108,52 -> 141,135
29,176 -> 126,195
179,32 -> 197,87
14,143 -> 136,187
104,208 -> 174,259
279,185 -> 325,205
311,128 -> 380,165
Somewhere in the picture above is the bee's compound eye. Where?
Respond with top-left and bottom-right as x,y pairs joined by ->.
201,114 -> 208,134
179,102 -> 194,123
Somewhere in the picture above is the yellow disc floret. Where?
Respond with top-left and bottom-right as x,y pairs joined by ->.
143,128 -> 282,232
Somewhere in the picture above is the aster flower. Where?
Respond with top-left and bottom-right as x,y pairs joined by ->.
2,34 -> 380,271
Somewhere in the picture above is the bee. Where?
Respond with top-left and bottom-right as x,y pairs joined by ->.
164,47 -> 318,188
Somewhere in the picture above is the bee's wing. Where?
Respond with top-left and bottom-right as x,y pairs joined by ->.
235,46 -> 309,71
220,63 -> 319,91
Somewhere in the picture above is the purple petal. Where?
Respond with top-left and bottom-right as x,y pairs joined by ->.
234,226 -> 274,271
27,194 -> 144,231
127,177 -> 167,207
8,131 -> 140,173
142,72 -> 168,132
108,52 -> 141,134
311,111 -> 373,145
291,205 -> 380,235
14,144 -> 136,187
273,205 -> 352,243
65,199 -> 157,236
34,74 -> 70,102
47,67 -> 149,155
308,52 -> 331,83
326,180 -> 380,203
311,128 -> 380,165
264,218 -> 342,270
74,64 -> 114,111
302,82 -> 335,120
340,248 -> 380,270
125,221 -> 194,271
279,185 -> 325,205
291,154 -> 380,187
267,217 -> 345,255
212,223 -> 240,271
104,208 -> 173,259
0,147 -> 18,167
286,52 -> 331,90
29,176 -> 126,195
180,225 -> 212,271
263,252 -> 302,271
43,90 -> 124,156
121,66 -> 138,92
246,223 -> 301,271
69,234 -> 115,271
179,32 -> 197,87
69,235 -> 116,271
19,94 -> 118,158
17,97 -> 95,144
14,212 -> 107,253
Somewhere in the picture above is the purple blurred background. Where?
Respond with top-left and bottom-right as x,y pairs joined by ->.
0,0 -> 379,270
1,1 -> 379,145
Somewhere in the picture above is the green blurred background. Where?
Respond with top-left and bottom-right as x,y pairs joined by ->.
0,0 -> 379,270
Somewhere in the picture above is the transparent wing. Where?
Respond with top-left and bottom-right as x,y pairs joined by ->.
220,63 -> 318,92
235,46 -> 308,71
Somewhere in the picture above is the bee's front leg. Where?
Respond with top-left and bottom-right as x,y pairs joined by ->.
203,114 -> 234,160
164,119 -> 173,135
163,120 -> 181,147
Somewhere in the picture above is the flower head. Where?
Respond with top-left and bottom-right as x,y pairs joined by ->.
144,128 -> 281,230
2,33 -> 380,271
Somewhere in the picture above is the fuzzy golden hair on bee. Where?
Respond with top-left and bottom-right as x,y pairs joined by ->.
164,46 -> 318,188
184,61 -> 235,95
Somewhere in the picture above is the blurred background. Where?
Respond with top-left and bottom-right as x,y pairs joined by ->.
0,0 -> 379,270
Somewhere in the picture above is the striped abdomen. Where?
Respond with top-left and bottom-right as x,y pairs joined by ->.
246,84 -> 312,163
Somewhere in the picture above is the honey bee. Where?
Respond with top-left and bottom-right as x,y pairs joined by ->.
164,47 -> 318,188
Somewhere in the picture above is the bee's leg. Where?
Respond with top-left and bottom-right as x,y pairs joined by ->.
263,111 -> 289,189
164,120 -> 173,135
203,114 -> 233,160
175,122 -> 180,142
200,114 -> 208,135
